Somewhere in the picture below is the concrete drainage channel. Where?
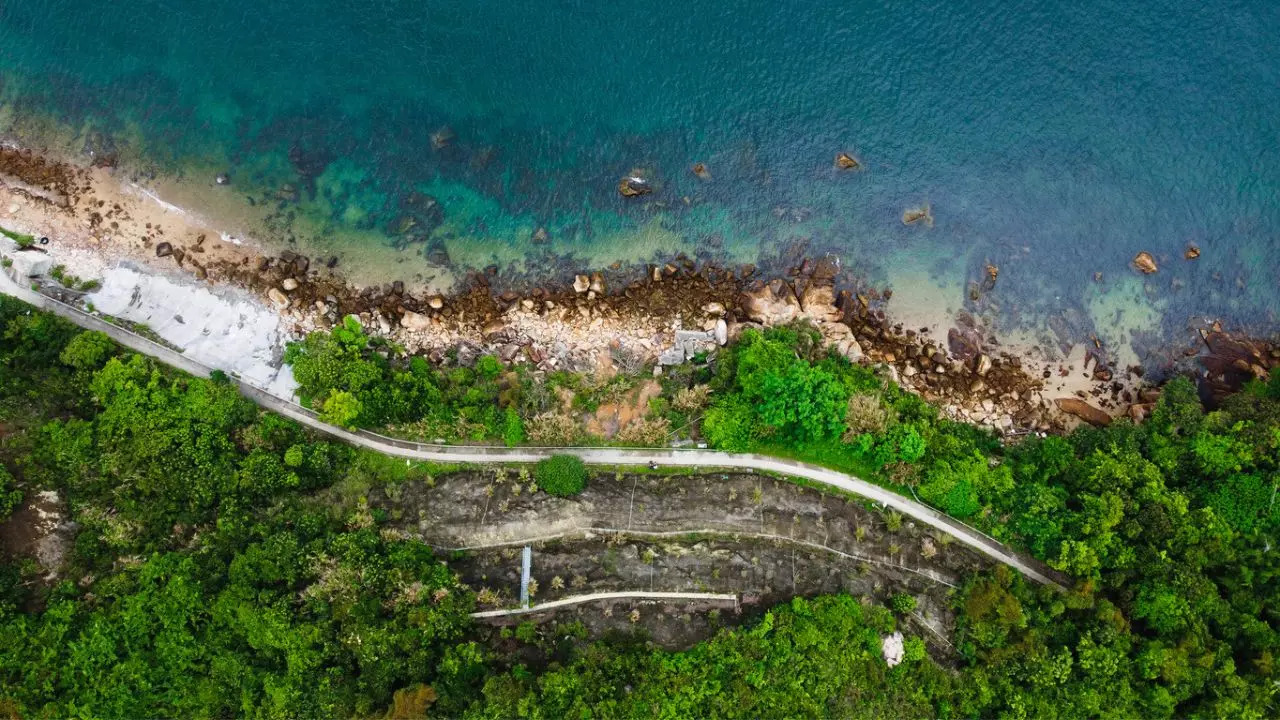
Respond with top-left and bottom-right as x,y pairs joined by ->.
471,590 -> 740,619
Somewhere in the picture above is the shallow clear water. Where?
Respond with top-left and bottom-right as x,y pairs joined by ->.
1,1 -> 1278,351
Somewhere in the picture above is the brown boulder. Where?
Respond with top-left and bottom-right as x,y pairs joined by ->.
1132,251 -> 1158,274
401,310 -> 432,331
1055,397 -> 1112,426
835,152 -> 861,170
267,288 -> 289,310
902,204 -> 934,227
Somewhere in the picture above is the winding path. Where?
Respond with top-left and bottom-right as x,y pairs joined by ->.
0,264 -> 1068,590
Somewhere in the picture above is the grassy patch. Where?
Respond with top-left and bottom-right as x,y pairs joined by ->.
0,225 -> 36,248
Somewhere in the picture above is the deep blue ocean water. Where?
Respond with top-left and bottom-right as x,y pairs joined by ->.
1,1 -> 1277,355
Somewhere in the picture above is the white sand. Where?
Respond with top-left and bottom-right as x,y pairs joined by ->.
86,266 -> 298,398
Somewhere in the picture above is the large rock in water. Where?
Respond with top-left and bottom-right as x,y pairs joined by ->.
1132,251 -> 1158,274
618,173 -> 652,197
947,327 -> 982,362
1055,397 -> 1112,426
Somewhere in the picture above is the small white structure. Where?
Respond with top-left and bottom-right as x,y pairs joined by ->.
882,631 -> 905,667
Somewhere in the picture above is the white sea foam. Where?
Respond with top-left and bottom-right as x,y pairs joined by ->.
127,183 -> 188,216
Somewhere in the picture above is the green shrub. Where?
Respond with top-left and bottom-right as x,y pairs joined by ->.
890,593 -> 918,614
502,407 -> 526,447
535,455 -> 588,497
0,225 -> 36,248
59,330 -> 114,370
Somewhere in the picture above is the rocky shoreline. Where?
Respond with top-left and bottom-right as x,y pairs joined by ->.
2,142 -> 1276,437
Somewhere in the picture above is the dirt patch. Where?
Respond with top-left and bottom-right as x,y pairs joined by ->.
584,379 -> 662,438
0,489 -> 75,581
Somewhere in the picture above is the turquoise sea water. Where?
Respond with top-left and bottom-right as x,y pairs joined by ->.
1,1 -> 1278,356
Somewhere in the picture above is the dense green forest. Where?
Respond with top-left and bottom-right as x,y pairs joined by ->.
1,298 -> 1276,718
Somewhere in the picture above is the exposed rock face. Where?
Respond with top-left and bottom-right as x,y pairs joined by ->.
800,283 -> 841,322
882,632 -> 905,667
281,278 -> 299,291
573,275 -> 590,293
1133,251 -> 1158,274
740,282 -> 801,325
1055,397 -> 1112,426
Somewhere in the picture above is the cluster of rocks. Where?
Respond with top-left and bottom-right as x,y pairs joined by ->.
725,257 -> 1073,433
221,239 -> 1134,434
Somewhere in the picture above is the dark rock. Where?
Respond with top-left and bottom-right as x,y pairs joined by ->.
256,256 -> 271,272
391,280 -> 405,295
618,174 -> 652,197
811,255 -> 840,281
155,242 -> 173,258
326,256 -> 339,269
431,126 -> 455,150
947,327 -> 981,362
425,239 -> 451,266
